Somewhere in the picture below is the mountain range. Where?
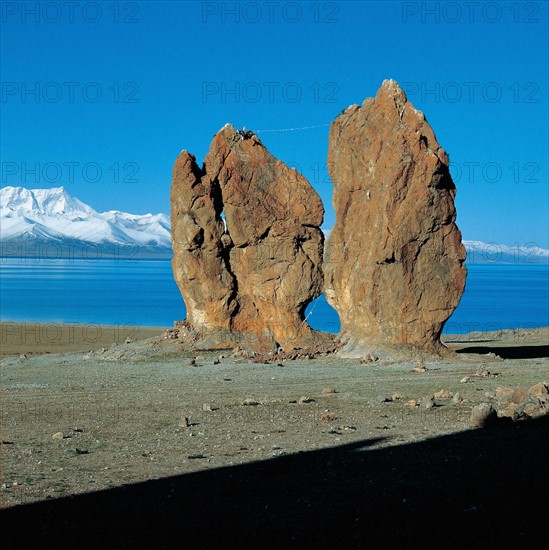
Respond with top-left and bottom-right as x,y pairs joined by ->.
1,186 -> 547,263
0,186 -> 171,258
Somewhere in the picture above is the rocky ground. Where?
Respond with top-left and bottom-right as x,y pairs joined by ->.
1,325 -> 547,547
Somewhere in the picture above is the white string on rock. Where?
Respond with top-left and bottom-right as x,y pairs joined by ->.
255,123 -> 331,134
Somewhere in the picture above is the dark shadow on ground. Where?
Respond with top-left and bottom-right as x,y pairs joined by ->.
454,345 -> 549,359
2,417 -> 548,548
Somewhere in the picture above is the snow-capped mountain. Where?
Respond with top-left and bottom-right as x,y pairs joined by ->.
0,186 -> 172,258
1,186 -> 547,263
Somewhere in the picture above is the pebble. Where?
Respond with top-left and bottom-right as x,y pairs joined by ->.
195,355 -> 205,361
434,389 -> 453,399
241,399 -> 260,406
52,432 -> 64,440
375,395 -> 389,404
452,392 -> 463,404
322,388 -> 336,394
178,417 -> 190,428
320,412 -> 338,421
460,377 -> 470,383
391,393 -> 405,401
183,358 -> 196,366
19,353 -> 27,360
469,403 -> 498,428
484,391 -> 496,399
404,399 -> 417,408
421,395 -> 435,410
411,366 -> 427,373
202,403 -> 216,412
298,396 -> 315,404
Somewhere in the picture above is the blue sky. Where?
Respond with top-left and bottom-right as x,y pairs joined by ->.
1,0 -> 548,247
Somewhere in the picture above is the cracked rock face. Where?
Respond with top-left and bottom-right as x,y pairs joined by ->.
324,80 -> 467,355
171,125 -> 324,351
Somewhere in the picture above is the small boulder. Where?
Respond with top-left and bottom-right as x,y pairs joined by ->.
422,396 -> 435,410
452,392 -> 463,404
511,387 -> 528,405
434,389 -> 453,399
469,403 -> 498,428
529,382 -> 549,397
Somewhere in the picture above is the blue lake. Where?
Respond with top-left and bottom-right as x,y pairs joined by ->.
1,258 -> 548,335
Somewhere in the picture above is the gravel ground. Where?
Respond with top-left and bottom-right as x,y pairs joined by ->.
1,327 -> 547,511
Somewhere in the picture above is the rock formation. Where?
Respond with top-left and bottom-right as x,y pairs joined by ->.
171,124 -> 325,351
324,80 -> 467,355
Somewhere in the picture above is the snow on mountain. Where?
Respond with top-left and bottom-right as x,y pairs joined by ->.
0,186 -> 172,257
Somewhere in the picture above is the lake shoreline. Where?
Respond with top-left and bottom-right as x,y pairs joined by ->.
0,322 -> 168,356
1,321 -> 547,357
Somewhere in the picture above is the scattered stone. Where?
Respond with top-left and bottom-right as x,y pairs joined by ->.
322,388 -> 337,394
460,377 -> 471,384
497,407 -> 519,421
323,80 -> 466,355
320,412 -> 338,421
516,397 -> 545,418
452,392 -> 463,404
412,366 -> 428,373
19,353 -> 27,360
298,396 -> 315,404
469,403 -> 498,428
404,400 -> 417,408
179,417 -> 190,428
511,387 -> 528,405
391,393 -> 405,401
183,358 -> 196,366
422,396 -> 435,410
195,355 -> 205,361
434,389 -> 453,399
75,448 -> 89,455
52,432 -> 64,440
361,353 -> 379,364
202,403 -> 217,412
476,368 -> 492,377
241,399 -> 260,406
484,391 -> 496,399
125,338 -> 133,344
